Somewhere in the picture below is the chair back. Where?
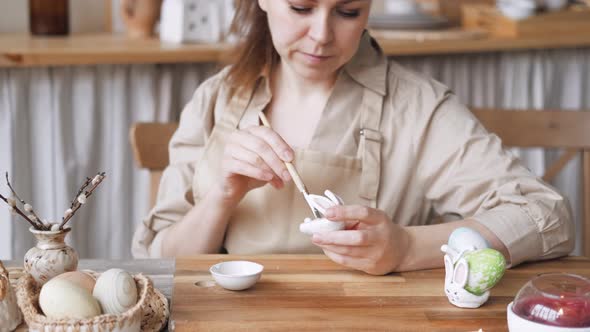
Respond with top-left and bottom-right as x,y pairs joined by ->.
129,122 -> 178,207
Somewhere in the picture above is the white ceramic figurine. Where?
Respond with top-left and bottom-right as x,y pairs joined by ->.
299,190 -> 346,235
0,260 -> 22,332
441,227 -> 506,309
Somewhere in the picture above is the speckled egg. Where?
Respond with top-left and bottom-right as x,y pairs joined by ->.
462,248 -> 506,295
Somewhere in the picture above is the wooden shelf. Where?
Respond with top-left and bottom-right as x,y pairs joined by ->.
0,34 -> 232,67
2,32 -> 590,68
378,33 -> 590,56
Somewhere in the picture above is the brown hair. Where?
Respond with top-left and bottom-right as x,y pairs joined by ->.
226,0 -> 279,95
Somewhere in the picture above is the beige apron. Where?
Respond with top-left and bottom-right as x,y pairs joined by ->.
192,77 -> 386,254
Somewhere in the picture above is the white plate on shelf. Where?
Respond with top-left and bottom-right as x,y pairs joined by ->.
368,12 -> 449,30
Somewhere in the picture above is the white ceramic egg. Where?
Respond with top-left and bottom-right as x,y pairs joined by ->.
53,271 -> 96,294
93,269 -> 138,315
39,278 -> 102,319
448,227 -> 490,253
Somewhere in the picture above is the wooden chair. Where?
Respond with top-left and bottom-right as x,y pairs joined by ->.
129,122 -> 178,207
129,109 -> 590,256
471,108 -> 590,257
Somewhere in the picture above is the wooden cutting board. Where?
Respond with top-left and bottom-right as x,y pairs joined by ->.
171,255 -> 590,332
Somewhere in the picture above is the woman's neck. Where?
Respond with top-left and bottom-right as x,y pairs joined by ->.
265,60 -> 339,149
273,60 -> 338,99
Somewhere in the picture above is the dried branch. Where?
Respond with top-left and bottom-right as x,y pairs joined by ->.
59,172 -> 106,229
69,177 -> 92,209
0,192 -> 45,229
5,172 -> 45,228
1,171 -> 106,231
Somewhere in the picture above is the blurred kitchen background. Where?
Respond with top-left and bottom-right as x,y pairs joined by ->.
1,0 -> 589,260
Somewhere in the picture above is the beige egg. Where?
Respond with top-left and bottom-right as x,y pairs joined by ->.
93,269 -> 138,315
39,278 -> 102,319
53,271 -> 96,294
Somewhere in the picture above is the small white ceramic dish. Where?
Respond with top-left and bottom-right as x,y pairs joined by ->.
209,261 -> 263,291
507,302 -> 590,332
384,0 -> 421,15
497,0 -> 537,20
544,0 -> 568,11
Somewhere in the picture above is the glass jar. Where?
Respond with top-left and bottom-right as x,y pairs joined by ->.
511,273 -> 590,328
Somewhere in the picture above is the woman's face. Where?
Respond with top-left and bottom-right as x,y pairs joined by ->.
258,0 -> 371,82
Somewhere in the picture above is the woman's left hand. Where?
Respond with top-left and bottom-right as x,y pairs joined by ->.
312,205 -> 411,275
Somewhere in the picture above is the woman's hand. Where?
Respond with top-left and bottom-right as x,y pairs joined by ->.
216,125 -> 293,204
312,205 -> 411,275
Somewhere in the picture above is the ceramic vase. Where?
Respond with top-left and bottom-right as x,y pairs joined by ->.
121,0 -> 163,38
24,227 -> 78,285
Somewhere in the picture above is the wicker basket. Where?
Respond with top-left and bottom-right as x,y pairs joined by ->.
16,271 -> 169,332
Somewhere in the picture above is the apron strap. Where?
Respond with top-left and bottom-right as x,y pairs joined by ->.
358,87 -> 385,207
218,79 -> 265,129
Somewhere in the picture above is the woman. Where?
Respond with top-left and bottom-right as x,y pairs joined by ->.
132,0 -> 574,275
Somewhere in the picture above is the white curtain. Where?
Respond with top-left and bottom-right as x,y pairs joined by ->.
1,48 -> 588,260
0,63 -> 217,260
396,48 -> 590,255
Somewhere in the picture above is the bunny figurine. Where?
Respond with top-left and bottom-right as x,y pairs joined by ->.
299,190 -> 346,235
441,227 -> 507,309
443,254 -> 490,308
0,260 -> 22,332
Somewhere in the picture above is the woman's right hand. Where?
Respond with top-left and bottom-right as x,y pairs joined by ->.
216,125 -> 294,203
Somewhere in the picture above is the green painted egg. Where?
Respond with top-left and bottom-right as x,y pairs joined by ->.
462,249 -> 506,296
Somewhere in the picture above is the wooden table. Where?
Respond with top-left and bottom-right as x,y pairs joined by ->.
5,256 -> 590,331
172,255 -> 590,332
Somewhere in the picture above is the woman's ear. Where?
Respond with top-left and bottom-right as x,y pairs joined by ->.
258,0 -> 268,12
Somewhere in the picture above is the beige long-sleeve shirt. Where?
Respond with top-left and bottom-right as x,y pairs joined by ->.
131,33 -> 574,266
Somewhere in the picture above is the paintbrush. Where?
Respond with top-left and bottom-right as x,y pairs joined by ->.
258,111 -> 322,219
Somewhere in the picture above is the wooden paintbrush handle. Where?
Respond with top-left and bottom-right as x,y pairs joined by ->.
285,162 -> 307,194
258,112 -> 308,194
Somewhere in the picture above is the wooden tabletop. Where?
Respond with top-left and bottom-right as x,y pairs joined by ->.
2,32 -> 590,67
4,256 -> 589,331
172,255 -> 590,332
